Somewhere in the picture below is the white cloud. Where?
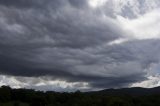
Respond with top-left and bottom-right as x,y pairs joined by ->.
0,75 -> 90,91
131,75 -> 160,88
117,9 -> 160,39
88,0 -> 107,8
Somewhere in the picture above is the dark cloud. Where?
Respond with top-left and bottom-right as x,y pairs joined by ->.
0,0 -> 159,90
0,0 -> 44,8
0,0 -> 87,8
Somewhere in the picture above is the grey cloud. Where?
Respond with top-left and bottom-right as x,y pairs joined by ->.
0,1 -> 121,48
68,0 -> 88,8
0,0 -> 45,9
0,0 -> 88,9
0,0 -> 159,90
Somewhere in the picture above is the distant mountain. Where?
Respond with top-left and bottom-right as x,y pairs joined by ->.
91,86 -> 160,96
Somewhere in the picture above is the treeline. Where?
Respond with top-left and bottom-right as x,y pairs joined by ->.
0,86 -> 160,106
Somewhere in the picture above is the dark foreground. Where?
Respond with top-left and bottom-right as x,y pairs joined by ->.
1,86 -> 160,106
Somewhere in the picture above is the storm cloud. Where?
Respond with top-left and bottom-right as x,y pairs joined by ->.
0,0 -> 160,91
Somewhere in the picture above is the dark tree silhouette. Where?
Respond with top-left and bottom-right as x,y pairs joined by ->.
0,86 -> 160,106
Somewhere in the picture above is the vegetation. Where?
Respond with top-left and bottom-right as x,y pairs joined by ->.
0,86 -> 160,106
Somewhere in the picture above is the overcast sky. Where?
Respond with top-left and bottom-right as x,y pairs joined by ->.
0,0 -> 160,91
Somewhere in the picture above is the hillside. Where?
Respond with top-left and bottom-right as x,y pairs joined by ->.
93,86 -> 160,96
1,86 -> 160,106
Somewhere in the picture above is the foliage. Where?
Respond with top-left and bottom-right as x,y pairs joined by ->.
0,86 -> 160,106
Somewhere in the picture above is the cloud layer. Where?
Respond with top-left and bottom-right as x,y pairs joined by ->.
0,0 -> 160,91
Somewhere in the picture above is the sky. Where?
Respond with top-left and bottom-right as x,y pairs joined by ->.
0,0 -> 160,92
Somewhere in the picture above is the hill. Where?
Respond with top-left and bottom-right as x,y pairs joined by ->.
92,86 -> 160,96
1,86 -> 160,106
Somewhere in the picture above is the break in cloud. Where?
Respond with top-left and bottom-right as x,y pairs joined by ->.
0,0 -> 160,91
